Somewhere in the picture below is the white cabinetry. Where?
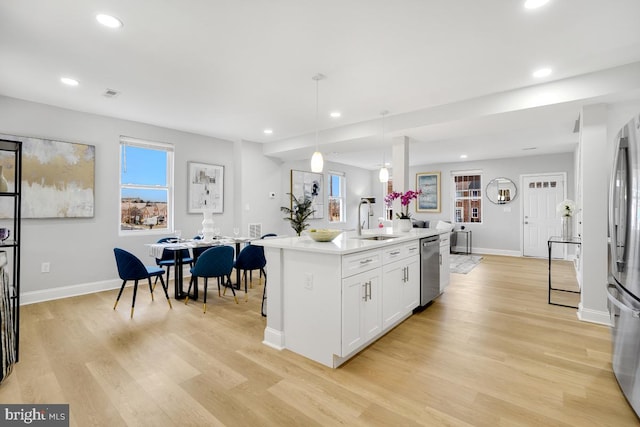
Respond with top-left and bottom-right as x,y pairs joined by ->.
439,234 -> 450,293
341,268 -> 382,356
341,251 -> 382,356
381,241 -> 420,331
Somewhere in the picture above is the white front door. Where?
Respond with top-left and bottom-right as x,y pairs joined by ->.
522,173 -> 566,257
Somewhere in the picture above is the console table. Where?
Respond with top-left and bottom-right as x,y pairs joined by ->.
547,236 -> 581,308
452,230 -> 472,255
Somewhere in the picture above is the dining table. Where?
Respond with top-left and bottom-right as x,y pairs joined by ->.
147,236 -> 253,300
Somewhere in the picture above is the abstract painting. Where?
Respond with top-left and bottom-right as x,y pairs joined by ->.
188,162 -> 224,213
291,169 -> 324,219
416,171 -> 441,213
0,134 -> 95,218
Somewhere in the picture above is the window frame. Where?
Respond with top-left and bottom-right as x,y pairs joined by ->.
452,171 -> 483,225
119,136 -> 175,236
328,171 -> 346,223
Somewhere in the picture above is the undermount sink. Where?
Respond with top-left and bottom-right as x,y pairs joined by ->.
354,235 -> 398,241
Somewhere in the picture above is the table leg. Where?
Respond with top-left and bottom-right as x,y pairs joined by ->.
235,242 -> 241,290
174,250 -> 183,299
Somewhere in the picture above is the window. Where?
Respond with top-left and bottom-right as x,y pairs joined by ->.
328,172 -> 346,222
453,172 -> 482,224
120,137 -> 174,234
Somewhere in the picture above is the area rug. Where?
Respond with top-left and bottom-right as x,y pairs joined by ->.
450,254 -> 483,274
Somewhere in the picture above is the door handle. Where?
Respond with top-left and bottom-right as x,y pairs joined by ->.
524,221 -> 528,224
607,284 -> 640,317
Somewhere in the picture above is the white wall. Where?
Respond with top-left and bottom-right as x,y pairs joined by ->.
0,95 -> 236,301
405,153 -> 575,254
275,160 -> 374,236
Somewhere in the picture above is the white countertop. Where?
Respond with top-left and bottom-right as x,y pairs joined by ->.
252,228 -> 446,255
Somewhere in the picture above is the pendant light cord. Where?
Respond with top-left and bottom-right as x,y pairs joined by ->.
315,76 -> 319,151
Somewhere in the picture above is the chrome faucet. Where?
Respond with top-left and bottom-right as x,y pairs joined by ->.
358,198 -> 371,236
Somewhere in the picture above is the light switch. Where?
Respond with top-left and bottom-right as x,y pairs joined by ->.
305,273 -> 313,290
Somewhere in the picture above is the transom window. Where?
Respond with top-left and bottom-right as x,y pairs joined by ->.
453,172 -> 482,224
119,137 -> 174,234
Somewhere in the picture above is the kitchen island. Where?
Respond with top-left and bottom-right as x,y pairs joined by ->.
252,228 -> 448,368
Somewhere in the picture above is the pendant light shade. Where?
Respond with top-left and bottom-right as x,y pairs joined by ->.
311,151 -> 324,173
379,110 -> 389,183
379,166 -> 389,183
311,73 -> 325,173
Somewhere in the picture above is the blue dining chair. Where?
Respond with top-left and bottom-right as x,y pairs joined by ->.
155,237 -> 194,285
234,244 -> 267,306
113,248 -> 172,318
185,245 -> 237,313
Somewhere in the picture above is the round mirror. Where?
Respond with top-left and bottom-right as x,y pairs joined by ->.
486,177 -> 517,204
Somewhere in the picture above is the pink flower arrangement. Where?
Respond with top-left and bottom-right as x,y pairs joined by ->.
384,190 -> 421,219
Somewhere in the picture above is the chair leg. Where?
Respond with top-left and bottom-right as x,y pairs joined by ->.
244,270 -> 249,302
203,278 -> 208,313
226,275 -> 239,304
185,276 -> 195,305
155,276 -> 172,309
261,270 -> 267,317
148,277 -> 155,301
114,280 -> 127,310
131,280 -> 139,318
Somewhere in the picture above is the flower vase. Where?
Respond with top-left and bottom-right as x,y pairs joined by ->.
561,216 -> 571,239
201,210 -> 215,242
398,218 -> 412,232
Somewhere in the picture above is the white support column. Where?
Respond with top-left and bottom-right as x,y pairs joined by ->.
577,104 -> 610,324
391,136 -> 410,226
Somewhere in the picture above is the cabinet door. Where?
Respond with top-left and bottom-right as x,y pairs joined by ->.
382,259 -> 404,330
342,269 -> 381,356
440,245 -> 450,292
402,256 -> 420,311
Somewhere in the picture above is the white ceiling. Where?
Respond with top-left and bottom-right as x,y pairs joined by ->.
1,0 -> 640,169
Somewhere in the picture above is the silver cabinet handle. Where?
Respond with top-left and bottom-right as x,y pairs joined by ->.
390,251 -> 401,255
362,283 -> 368,301
359,259 -> 373,265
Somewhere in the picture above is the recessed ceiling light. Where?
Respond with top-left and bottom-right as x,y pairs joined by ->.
60,77 -> 79,87
460,154 -> 468,159
524,0 -> 550,10
330,111 -> 341,118
96,14 -> 123,28
532,67 -> 552,78
263,129 -> 273,135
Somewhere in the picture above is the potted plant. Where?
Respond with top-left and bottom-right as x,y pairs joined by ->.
281,193 -> 316,236
384,190 -> 421,231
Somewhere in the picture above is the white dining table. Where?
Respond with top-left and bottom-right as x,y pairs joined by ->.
147,237 -> 253,300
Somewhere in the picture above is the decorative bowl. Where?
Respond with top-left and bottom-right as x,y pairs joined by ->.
308,229 -> 342,242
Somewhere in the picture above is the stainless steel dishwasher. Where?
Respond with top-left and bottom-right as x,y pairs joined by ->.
419,235 -> 441,306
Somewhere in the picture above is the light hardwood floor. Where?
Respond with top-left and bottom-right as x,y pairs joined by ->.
0,255 -> 638,426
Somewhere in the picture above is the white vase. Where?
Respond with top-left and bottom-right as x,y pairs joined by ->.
561,216 -> 571,239
0,166 -> 8,193
201,210 -> 215,242
398,218 -> 412,232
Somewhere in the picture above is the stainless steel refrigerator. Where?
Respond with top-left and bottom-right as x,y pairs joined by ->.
607,113 -> 640,417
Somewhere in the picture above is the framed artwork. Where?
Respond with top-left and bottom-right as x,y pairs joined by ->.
290,169 -> 324,219
188,162 -> 224,213
0,133 -> 95,218
416,171 -> 441,213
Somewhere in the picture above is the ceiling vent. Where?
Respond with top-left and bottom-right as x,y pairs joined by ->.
103,88 -> 120,98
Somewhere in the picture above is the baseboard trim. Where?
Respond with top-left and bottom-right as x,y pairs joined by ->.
577,303 -> 612,326
263,327 -> 285,350
21,279 -> 121,305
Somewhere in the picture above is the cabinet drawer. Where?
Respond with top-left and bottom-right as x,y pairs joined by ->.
382,241 -> 419,264
342,250 -> 382,277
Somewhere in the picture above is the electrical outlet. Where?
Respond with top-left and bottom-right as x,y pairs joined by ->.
304,273 -> 313,290
41,262 -> 50,273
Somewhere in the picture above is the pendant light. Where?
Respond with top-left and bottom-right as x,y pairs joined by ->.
378,110 -> 389,183
310,73 -> 325,173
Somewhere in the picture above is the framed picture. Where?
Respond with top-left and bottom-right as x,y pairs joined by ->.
188,162 -> 224,213
290,169 -> 324,219
0,133 -> 95,218
416,171 -> 441,213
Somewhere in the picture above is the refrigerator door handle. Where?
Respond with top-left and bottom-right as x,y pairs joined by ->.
607,284 -> 640,318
